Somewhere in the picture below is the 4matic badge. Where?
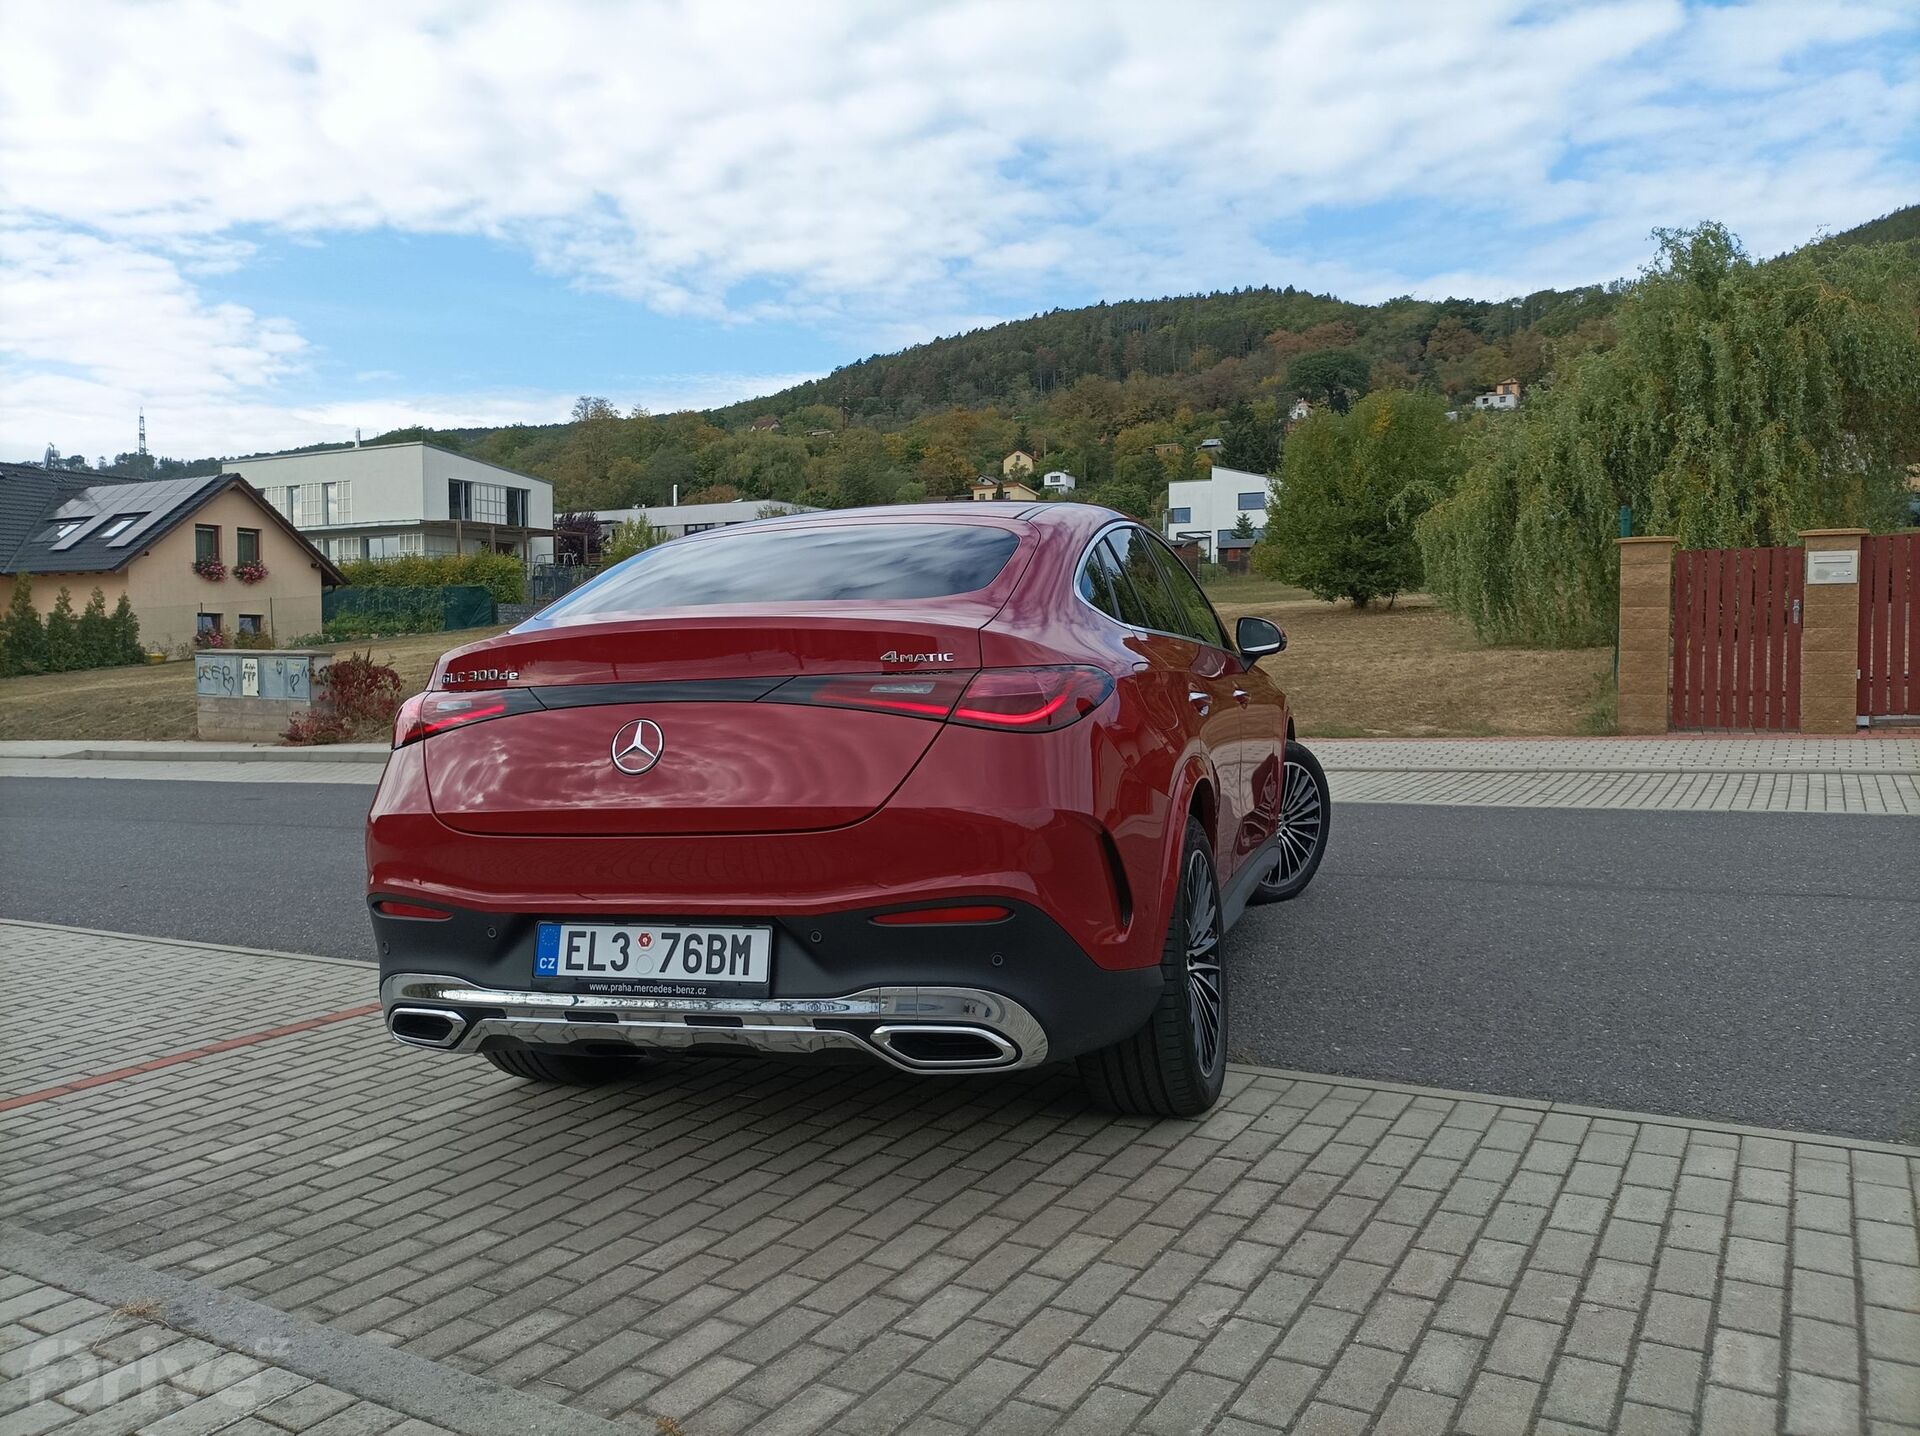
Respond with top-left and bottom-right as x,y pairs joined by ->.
880,649 -> 955,664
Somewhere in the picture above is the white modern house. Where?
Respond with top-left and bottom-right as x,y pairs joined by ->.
1164,463 -> 1273,560
1472,378 -> 1523,411
589,499 -> 818,541
222,441 -> 555,564
1041,470 -> 1077,493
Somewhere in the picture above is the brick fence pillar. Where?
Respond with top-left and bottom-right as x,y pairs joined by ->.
1798,529 -> 1867,735
1615,536 -> 1678,735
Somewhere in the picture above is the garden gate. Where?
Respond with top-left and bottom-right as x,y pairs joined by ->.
1858,532 -> 1919,721
1670,546 -> 1803,730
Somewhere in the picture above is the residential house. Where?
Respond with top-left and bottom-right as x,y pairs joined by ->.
222,441 -> 555,565
1472,378 -> 1522,411
1002,450 -> 1035,478
588,500 -> 818,542
0,462 -> 343,652
748,416 -> 783,432
1163,463 -> 1272,561
1288,398 -> 1314,422
1041,470 -> 1077,493
971,477 -> 1040,502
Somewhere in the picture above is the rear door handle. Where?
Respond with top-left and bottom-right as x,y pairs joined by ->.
1188,689 -> 1211,716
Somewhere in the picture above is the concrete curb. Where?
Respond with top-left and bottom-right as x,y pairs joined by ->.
0,1223 -> 636,1436
0,919 -> 371,970
1231,1064 -> 1920,1160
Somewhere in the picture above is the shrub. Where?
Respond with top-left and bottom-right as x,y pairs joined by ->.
77,589 -> 113,667
284,651 -> 403,744
337,551 -> 526,603
602,517 -> 663,565
234,627 -> 277,650
109,594 -> 143,663
322,605 -> 440,640
44,588 -> 82,672
0,575 -> 48,676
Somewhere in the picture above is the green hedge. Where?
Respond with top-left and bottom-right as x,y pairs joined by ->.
321,584 -> 496,638
335,552 -> 526,603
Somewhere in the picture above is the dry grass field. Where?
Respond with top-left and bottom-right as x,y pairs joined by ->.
1208,586 -> 1613,738
0,580 -> 1612,742
0,628 -> 509,743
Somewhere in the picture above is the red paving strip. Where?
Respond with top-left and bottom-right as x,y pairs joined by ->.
0,1002 -> 383,1112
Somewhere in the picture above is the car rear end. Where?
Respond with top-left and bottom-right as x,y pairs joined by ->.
368,512 -> 1165,1075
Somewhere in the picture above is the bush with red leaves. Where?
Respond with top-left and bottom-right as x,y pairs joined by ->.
284,651 -> 403,745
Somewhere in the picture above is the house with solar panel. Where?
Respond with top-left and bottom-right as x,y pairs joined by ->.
0,462 -> 344,655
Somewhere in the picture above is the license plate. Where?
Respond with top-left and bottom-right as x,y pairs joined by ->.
534,922 -> 772,997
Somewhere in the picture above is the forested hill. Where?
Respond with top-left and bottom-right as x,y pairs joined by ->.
706,283 -> 1623,425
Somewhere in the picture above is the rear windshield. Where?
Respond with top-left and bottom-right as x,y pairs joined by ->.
542,523 -> 1022,617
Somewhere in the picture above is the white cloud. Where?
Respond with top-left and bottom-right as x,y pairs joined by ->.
1,0 -> 1915,457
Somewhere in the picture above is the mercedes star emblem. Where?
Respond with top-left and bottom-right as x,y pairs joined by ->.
610,717 -> 665,775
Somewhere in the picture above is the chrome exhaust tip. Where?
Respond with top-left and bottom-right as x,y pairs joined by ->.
870,1024 -> 1018,1069
388,1007 -> 468,1050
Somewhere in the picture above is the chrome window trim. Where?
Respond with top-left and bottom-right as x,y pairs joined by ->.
1071,520 -> 1237,659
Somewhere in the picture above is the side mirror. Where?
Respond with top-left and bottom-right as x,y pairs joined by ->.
1236,616 -> 1286,659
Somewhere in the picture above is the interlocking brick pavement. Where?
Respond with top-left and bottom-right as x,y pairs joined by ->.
1,922 -> 1915,1435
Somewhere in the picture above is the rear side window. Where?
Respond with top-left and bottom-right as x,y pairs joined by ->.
1104,527 -> 1189,636
545,523 -> 1021,615
1078,537 -> 1134,621
1151,542 -> 1231,649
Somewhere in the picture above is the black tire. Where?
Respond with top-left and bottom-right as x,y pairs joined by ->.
1078,817 -> 1227,1117
1249,740 -> 1331,904
482,1047 -> 648,1085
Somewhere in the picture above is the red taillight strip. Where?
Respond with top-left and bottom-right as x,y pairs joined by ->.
951,691 -> 1074,727
374,900 -> 453,921
871,904 -> 1013,926
394,689 -> 542,748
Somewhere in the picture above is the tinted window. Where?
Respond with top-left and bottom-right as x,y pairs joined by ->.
545,524 -> 1020,616
1151,539 -> 1231,648
1106,527 -> 1189,636
1168,507 -> 1191,523
1237,491 -> 1265,510
1078,536 -> 1132,621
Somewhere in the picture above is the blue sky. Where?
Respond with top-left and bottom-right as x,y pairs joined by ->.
1,0 -> 1915,462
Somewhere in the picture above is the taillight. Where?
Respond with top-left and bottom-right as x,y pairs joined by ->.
393,689 -> 541,748
762,667 -> 1112,733
373,899 -> 453,921
763,672 -> 973,721
951,667 -> 1113,732
871,904 -> 1013,926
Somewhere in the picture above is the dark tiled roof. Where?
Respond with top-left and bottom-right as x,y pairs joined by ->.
0,463 -> 345,583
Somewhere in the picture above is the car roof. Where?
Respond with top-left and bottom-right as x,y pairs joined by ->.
744,501 -> 1130,536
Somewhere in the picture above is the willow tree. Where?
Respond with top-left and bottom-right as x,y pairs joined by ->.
1419,224 -> 1920,646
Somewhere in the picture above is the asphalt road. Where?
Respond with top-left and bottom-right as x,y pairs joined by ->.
2,776 -> 1913,1143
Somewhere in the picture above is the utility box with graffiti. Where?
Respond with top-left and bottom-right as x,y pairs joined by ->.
195,649 -> 334,742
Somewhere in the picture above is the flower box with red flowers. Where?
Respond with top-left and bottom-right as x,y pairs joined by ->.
192,557 -> 228,581
234,560 -> 269,584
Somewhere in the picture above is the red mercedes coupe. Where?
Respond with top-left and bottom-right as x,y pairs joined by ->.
368,503 -> 1329,1115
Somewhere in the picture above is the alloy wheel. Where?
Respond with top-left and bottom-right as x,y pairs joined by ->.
1183,849 -> 1223,1075
1262,756 -> 1324,888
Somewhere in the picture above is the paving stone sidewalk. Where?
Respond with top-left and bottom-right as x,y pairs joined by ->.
0,1269 -> 444,1436
2,923 -> 1916,1435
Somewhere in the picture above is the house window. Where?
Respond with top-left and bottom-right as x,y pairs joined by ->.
296,481 -> 350,526
48,518 -> 86,541
196,612 -> 221,635
238,614 -> 263,634
1167,507 -> 1191,524
1237,492 -> 1265,510
99,513 -> 146,539
237,528 -> 261,565
195,525 -> 220,562
506,487 -> 528,527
